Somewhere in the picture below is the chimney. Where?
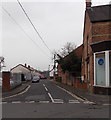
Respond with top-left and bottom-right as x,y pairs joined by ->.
28,65 -> 30,69
86,0 -> 92,9
25,63 -> 27,67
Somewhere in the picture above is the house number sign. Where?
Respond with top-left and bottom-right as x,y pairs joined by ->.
98,58 -> 104,65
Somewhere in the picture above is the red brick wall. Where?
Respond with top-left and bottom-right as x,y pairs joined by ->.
81,11 -> 92,89
92,22 -> 111,43
57,45 -> 84,88
82,11 -> 111,92
74,78 -> 87,89
2,71 -> 10,91
75,44 -> 83,58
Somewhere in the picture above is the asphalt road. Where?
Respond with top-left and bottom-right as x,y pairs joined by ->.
2,79 -> 110,119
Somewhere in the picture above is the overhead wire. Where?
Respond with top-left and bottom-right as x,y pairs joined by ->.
17,0 -> 52,53
1,6 -> 50,57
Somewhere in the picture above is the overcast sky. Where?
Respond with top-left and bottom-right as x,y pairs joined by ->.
0,0 -> 110,71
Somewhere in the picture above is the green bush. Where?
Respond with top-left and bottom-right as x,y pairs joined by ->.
58,52 -> 82,76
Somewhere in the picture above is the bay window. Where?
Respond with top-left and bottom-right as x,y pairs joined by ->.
94,51 -> 111,87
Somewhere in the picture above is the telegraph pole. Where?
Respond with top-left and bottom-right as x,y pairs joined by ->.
53,54 -> 56,80
48,65 -> 50,79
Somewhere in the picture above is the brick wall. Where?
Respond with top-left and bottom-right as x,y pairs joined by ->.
82,11 -> 111,92
81,11 -> 92,89
57,45 -> 84,88
2,71 -> 10,92
75,44 -> 83,58
92,22 -> 111,43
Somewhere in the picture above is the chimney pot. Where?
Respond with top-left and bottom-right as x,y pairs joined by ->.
28,65 -> 30,69
86,0 -> 92,8
25,63 -> 27,67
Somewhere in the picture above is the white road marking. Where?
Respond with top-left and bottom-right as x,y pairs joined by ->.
39,101 -> 49,103
69,100 -> 80,103
3,85 -> 31,99
43,84 -> 48,91
2,102 -> 7,104
53,99 -> 63,103
84,101 -> 95,104
56,85 -> 85,102
103,103 -> 111,106
12,101 -> 21,104
25,101 -> 35,103
53,102 -> 63,104
44,87 -> 48,92
48,93 -> 54,103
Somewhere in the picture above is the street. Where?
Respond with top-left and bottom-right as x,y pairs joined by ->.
2,79 -> 110,118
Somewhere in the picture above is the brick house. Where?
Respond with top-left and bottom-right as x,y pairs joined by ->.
57,44 -> 87,88
81,0 -> 111,94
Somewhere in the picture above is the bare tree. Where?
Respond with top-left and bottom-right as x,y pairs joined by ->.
58,42 -> 76,58
51,42 -> 81,75
51,42 -> 76,63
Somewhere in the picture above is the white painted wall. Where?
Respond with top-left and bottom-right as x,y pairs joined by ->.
11,65 -> 31,80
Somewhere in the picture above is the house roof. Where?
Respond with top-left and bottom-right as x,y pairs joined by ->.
87,4 -> 111,23
10,64 -> 31,71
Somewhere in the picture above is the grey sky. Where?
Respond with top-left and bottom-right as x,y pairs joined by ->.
1,0 -> 110,71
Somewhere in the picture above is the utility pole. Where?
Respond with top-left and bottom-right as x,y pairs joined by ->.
53,54 -> 56,80
48,65 -> 50,79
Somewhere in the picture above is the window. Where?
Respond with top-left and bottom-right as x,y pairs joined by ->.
95,51 -> 111,87
95,53 -> 106,86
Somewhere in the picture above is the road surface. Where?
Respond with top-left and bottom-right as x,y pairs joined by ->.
2,79 -> 110,119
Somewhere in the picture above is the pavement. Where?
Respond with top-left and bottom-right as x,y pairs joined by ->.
2,81 -> 31,98
54,81 -> 111,105
2,79 -> 111,105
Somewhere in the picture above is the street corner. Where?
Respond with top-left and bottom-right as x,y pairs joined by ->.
2,84 -> 30,99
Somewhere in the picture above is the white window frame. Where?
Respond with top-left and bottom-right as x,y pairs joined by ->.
94,50 -> 110,87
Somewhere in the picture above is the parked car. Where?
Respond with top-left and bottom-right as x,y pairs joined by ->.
32,76 -> 40,83
39,75 -> 47,79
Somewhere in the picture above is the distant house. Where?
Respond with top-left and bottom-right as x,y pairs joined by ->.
81,0 -> 111,94
11,64 -> 32,81
28,66 -> 40,77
